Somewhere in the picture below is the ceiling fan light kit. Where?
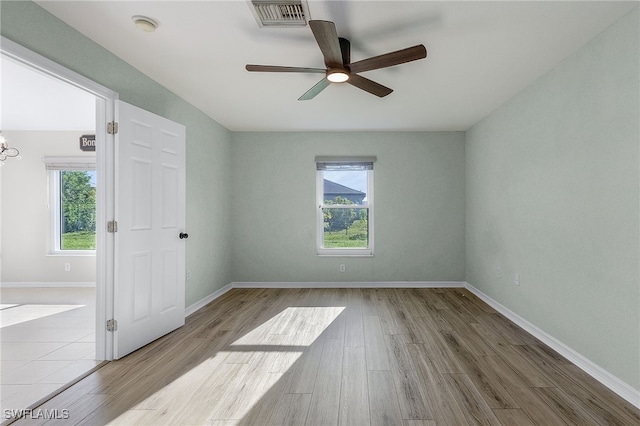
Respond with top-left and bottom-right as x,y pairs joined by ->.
327,69 -> 349,83
246,20 -> 427,100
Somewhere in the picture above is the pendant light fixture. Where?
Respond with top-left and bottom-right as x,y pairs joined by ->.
0,132 -> 20,165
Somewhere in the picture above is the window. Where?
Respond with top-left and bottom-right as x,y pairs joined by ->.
316,156 -> 375,256
46,157 -> 97,253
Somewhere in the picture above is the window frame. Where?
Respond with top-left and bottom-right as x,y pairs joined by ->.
316,157 -> 375,257
46,157 -> 97,256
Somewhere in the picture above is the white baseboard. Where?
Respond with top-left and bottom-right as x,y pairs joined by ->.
184,281 -> 461,318
0,282 -> 96,288
231,281 -> 465,289
464,282 -> 640,409
185,283 -> 233,317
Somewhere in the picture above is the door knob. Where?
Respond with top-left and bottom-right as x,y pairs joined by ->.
179,232 -> 189,239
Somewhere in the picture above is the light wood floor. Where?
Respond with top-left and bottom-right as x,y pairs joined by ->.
11,288 -> 640,425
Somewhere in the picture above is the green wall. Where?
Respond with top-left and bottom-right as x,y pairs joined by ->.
2,0 -> 638,395
465,8 -> 639,391
0,1 -> 233,306
231,132 -> 465,283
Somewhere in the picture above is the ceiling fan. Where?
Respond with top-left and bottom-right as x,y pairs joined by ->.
246,20 -> 427,100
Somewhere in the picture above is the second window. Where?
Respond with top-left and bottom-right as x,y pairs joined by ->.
316,156 -> 375,256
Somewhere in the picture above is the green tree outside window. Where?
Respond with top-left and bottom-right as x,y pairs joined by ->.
60,170 -> 96,250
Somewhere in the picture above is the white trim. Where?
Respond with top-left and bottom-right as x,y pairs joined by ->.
46,252 -> 97,257
0,282 -> 96,288
315,156 -> 377,164
231,281 -> 465,289
1,36 -> 118,362
1,37 -> 118,100
49,169 -> 62,253
464,282 -> 640,409
185,283 -> 234,317
183,281 -> 463,317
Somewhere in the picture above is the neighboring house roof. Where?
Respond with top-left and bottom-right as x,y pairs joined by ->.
324,179 -> 365,197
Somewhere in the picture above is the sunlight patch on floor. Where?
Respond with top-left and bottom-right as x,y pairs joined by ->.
231,306 -> 345,346
119,306 -> 345,424
0,304 -> 86,328
211,306 -> 345,420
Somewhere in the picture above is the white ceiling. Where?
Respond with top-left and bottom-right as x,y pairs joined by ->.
12,1 -> 639,132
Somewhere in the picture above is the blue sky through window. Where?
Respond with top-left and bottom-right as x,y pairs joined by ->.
324,170 -> 367,194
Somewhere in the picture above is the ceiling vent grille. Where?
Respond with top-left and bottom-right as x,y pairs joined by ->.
249,0 -> 309,27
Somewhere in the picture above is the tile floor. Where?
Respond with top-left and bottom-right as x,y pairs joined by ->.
0,288 -> 100,413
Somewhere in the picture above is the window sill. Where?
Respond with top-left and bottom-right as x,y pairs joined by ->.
48,251 -> 96,257
317,253 -> 374,258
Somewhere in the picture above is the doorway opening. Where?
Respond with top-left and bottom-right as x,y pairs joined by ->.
0,37 -> 116,414
1,36 -> 188,417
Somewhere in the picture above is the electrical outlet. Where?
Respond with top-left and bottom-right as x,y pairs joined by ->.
64,263 -> 71,272
514,274 -> 520,286
497,266 -> 502,278
186,270 -> 192,280
339,264 -> 346,272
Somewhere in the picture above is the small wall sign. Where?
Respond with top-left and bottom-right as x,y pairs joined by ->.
79,134 -> 96,152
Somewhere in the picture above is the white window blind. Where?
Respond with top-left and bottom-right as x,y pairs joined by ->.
315,156 -> 376,171
43,156 -> 96,171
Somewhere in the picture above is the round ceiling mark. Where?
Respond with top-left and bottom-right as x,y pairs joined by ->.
132,15 -> 158,32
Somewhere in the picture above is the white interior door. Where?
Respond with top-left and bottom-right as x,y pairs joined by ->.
114,100 -> 186,359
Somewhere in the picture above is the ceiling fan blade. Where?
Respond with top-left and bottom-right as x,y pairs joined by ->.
347,74 -> 393,98
339,37 -> 351,66
246,64 -> 326,73
298,78 -> 331,101
348,45 -> 427,74
309,20 -> 343,68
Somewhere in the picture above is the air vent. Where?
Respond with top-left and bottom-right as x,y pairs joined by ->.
249,0 -> 309,27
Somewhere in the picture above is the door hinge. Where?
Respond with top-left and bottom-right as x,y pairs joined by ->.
106,319 -> 118,332
107,121 -> 119,135
107,220 -> 118,233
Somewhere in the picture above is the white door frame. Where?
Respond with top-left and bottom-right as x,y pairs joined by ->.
1,36 -> 119,360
